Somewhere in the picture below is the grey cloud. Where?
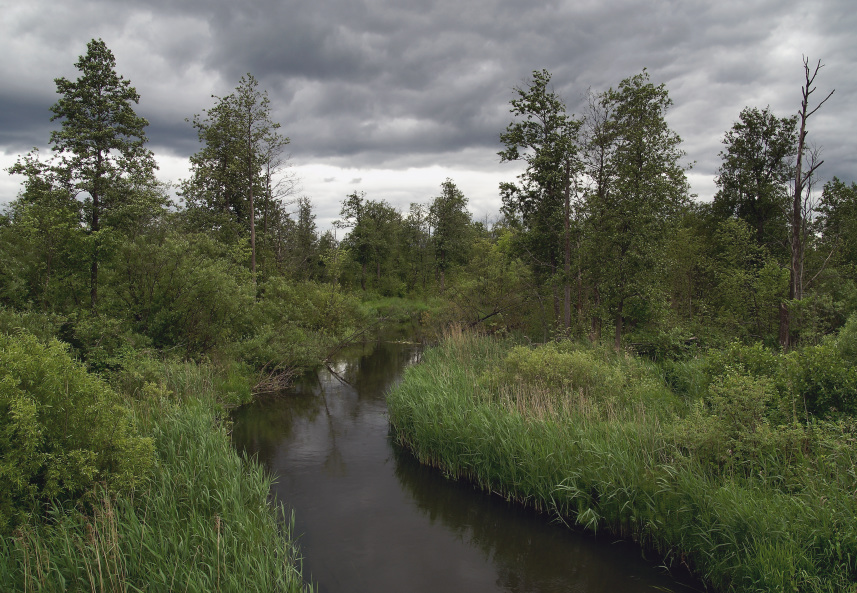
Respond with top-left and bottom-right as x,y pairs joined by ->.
1,0 -> 855,206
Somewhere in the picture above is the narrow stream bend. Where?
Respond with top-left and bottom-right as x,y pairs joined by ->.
231,340 -> 698,593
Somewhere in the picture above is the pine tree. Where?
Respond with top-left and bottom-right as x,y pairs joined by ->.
49,38 -> 156,307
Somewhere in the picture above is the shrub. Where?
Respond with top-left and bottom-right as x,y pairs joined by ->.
0,332 -> 154,531
784,342 -> 857,419
702,341 -> 780,382
484,342 -> 623,396
0,307 -> 61,343
673,369 -> 809,475
835,312 -> 857,363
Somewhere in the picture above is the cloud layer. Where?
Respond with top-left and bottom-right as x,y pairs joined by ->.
2,0 -> 855,226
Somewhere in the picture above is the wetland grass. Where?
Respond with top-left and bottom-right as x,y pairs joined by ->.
387,332 -> 857,592
0,367 -> 309,593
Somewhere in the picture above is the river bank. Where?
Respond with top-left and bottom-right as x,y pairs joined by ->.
232,338 -> 693,592
386,330 -> 857,592
0,337 -> 310,592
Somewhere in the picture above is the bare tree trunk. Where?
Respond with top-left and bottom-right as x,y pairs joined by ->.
563,161 -> 572,330
248,109 -> 257,287
90,155 -> 102,308
590,286 -> 602,343
779,57 -> 833,350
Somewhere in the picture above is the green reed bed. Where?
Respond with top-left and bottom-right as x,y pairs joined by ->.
387,332 -> 857,592
0,349 -> 309,592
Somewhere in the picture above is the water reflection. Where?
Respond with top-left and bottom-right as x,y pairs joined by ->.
231,340 -> 698,593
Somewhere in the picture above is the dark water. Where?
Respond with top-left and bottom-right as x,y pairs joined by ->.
231,340 -> 700,593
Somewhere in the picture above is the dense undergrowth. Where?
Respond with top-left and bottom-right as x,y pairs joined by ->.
387,326 -> 857,592
0,328 -> 311,592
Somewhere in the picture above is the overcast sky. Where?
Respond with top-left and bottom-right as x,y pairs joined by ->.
2,0 -> 855,230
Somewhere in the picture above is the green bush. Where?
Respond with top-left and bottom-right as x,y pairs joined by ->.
673,369 -> 808,474
112,232 -> 254,356
113,352 -> 253,409
702,341 -> 780,382
255,277 -> 363,336
834,312 -> 857,363
0,332 -> 154,531
0,307 -> 61,343
484,342 -> 624,396
0,399 -> 307,592
784,342 -> 857,419
59,311 -> 152,374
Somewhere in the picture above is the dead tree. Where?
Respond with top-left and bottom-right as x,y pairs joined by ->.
779,56 -> 834,350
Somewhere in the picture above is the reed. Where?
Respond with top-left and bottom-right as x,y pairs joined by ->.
0,397 -> 310,592
387,333 -> 857,592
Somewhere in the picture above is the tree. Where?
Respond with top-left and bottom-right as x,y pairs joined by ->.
779,57 -> 835,349
284,196 -> 319,279
6,150 -> 85,309
429,179 -> 472,292
401,203 -> 432,293
712,106 -> 797,250
499,69 -> 583,329
182,74 -> 290,282
579,89 -> 617,340
588,70 -> 689,348
817,178 -> 857,263
48,39 -> 157,307
338,192 -> 401,292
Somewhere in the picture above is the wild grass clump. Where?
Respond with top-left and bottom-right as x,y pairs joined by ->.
113,352 -> 254,411
0,400 -> 309,592
0,330 -> 310,592
387,331 -> 857,592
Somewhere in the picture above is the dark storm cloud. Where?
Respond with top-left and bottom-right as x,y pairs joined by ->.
1,0 -> 855,204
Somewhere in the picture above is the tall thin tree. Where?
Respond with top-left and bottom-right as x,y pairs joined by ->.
49,39 -> 156,307
779,57 -> 834,349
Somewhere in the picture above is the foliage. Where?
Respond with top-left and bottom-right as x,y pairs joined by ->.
587,70 -> 689,347
784,340 -> 857,419
389,332 -> 857,592
0,307 -> 62,343
231,277 -> 364,374
448,235 -> 536,334
672,370 -> 808,474
499,69 -> 582,289
338,192 -> 402,292
110,230 -> 255,356
429,179 -> 473,291
482,342 -> 624,396
712,106 -> 797,251
49,38 -> 160,307
0,396 -> 308,592
0,332 -> 154,532
182,74 -> 291,279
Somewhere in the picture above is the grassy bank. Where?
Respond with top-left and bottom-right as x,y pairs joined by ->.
387,330 -> 857,592
0,337 -> 310,592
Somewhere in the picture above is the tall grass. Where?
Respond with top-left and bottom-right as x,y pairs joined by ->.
0,369 -> 310,592
387,332 -> 857,592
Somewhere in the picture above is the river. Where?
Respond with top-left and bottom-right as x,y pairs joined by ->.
231,339 -> 699,593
